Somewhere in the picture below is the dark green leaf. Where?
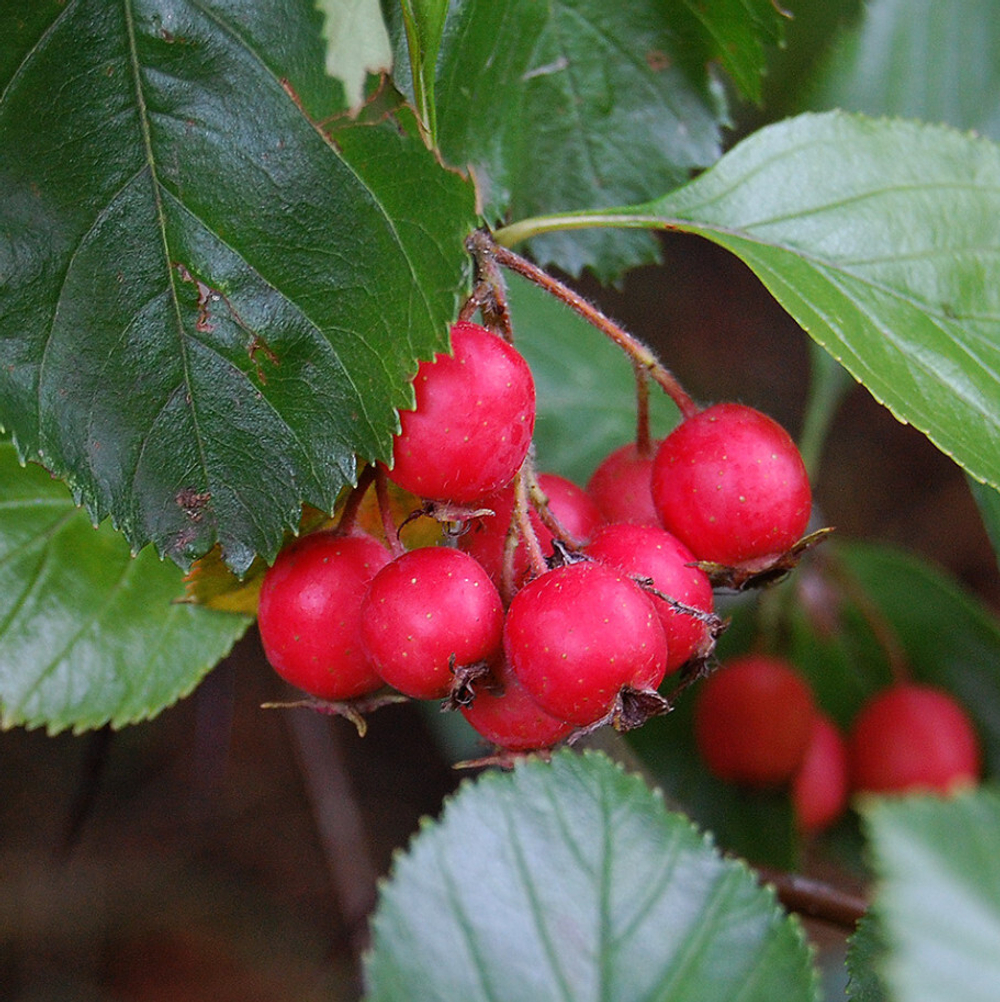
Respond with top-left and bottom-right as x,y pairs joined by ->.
0,438 -> 249,733
969,478 -> 1000,575
364,750 -> 818,1002
804,0 -> 1000,140
680,0 -> 787,105
788,540 -> 1000,776
627,677 -> 800,870
506,273 -> 680,485
549,112 -> 1000,488
391,0 -> 727,282
861,788 -> 1000,1002
0,0 -> 477,572
846,912 -> 889,1002
393,0 -> 448,138
633,535 -> 1000,866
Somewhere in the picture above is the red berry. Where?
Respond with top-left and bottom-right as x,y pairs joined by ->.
459,472 -> 604,588
651,403 -> 811,567
695,654 -> 816,787
586,522 -> 715,674
257,531 -> 391,701
461,658 -> 575,752
503,562 -> 667,726
360,546 -> 504,700
586,441 -> 661,526
848,683 -> 981,796
792,714 -> 850,835
387,321 -> 536,502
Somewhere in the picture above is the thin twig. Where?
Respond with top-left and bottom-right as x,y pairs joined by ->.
633,362 -> 653,457
374,466 -> 406,558
467,229 -> 700,420
757,867 -> 868,930
335,464 -> 376,535
285,710 -> 380,955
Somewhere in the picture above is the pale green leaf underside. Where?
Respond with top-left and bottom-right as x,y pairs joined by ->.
0,440 -> 249,733
364,750 -> 817,1002
862,789 -> 1000,1002
513,111 -> 1000,488
317,0 -> 393,109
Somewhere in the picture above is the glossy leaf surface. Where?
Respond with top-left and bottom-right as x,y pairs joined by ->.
0,0 -> 477,572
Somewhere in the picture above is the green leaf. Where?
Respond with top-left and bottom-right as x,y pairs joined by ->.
680,0 -> 787,105
861,788 -> 1000,1002
787,540 -> 1000,775
627,679 -> 800,870
969,478 -> 1000,575
804,0 -> 1000,140
0,438 -> 249,733
521,111 -> 1000,488
393,0 -> 448,140
633,536 -> 1000,866
317,0 -> 393,110
364,750 -> 818,1002
505,273 -> 680,485
846,912 -> 889,1002
391,0 -> 728,282
0,0 -> 477,573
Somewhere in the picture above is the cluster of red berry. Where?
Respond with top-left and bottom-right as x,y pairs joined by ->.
256,319 -> 820,753
695,654 -> 982,835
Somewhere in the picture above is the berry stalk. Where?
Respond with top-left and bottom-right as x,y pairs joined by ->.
466,229 -> 700,421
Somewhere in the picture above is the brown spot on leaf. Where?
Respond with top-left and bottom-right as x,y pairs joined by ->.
646,50 -> 670,72
176,489 -> 212,522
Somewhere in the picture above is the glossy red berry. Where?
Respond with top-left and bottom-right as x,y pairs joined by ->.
360,546 -> 504,700
387,321 -> 536,502
586,522 -> 714,674
848,683 -> 981,796
695,654 -> 816,787
503,561 -> 667,726
651,403 -> 811,567
792,714 -> 850,835
586,441 -> 661,526
257,531 -> 391,701
459,472 -> 604,588
461,658 -> 575,752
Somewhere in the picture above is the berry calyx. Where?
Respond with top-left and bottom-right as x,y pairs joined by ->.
586,441 -> 661,526
792,713 -> 850,836
695,654 -> 816,787
360,546 -> 504,700
848,683 -> 981,796
257,531 -> 391,701
503,561 -> 667,727
651,402 -> 811,568
387,321 -> 536,503
585,522 -> 716,673
461,658 -> 575,752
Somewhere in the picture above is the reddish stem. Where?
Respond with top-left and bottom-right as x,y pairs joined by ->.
822,550 -> 910,684
374,466 -> 406,558
498,464 -> 549,602
335,464 -> 376,535
757,867 -> 868,930
633,362 -> 653,458
467,229 -> 699,420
